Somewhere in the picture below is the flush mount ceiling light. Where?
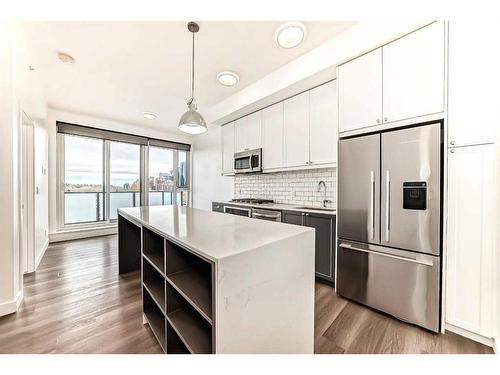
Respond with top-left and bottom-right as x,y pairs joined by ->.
143,112 -> 158,120
57,51 -> 75,64
274,22 -> 306,49
217,71 -> 240,87
178,21 -> 207,135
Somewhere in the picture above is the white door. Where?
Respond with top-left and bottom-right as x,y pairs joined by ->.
338,48 -> 382,133
382,22 -> 445,124
246,111 -> 262,150
448,22 -> 500,147
446,144 -> 497,337
262,102 -> 284,170
309,80 -> 338,165
234,116 -> 249,153
284,91 -> 309,167
221,122 -> 235,174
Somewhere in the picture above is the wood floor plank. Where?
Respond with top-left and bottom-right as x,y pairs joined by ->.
0,234 -> 493,354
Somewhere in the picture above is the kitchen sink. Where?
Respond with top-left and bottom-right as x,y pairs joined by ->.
294,206 -> 335,212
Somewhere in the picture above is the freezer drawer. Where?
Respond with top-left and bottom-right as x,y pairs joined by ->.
336,240 -> 440,332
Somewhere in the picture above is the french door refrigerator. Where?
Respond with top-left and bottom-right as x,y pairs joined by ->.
337,123 -> 442,332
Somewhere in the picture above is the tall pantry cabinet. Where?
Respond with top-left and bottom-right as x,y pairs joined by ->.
445,21 -> 499,345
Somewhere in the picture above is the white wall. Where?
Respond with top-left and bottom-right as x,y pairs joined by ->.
47,108 -> 192,235
34,122 -> 49,265
0,21 -> 22,316
192,125 -> 233,211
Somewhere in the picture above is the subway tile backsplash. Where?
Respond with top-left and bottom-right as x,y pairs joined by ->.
234,167 -> 336,209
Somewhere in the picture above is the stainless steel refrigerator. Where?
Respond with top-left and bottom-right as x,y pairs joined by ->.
337,122 -> 442,332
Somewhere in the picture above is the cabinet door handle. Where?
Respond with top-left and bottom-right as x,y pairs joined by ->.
376,118 -> 381,123
450,141 -> 455,146
383,117 -> 388,122
450,149 -> 455,153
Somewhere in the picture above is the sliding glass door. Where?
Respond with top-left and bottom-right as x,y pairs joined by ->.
64,135 -> 105,224
109,141 -> 141,220
148,146 -> 174,206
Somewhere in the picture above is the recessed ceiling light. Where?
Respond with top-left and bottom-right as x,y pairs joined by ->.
274,22 -> 306,49
58,52 -> 75,64
217,71 -> 240,87
143,112 -> 158,120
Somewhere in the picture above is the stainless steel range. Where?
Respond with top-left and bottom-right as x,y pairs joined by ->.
336,122 -> 442,332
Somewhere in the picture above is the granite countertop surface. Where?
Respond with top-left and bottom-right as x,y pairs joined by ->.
214,201 -> 337,216
118,205 -> 314,262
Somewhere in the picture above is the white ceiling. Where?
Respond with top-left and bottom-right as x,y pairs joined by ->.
20,21 -> 355,134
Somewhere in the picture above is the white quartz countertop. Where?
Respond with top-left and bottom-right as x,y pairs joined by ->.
214,201 -> 337,215
118,205 -> 313,262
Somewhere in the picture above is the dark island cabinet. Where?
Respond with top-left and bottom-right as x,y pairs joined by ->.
283,210 -> 336,285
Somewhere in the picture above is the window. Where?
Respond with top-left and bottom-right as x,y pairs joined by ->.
109,141 -> 141,220
64,135 -> 104,224
57,122 -> 191,229
148,146 -> 174,206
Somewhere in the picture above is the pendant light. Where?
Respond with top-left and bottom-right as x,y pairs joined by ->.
178,22 -> 207,134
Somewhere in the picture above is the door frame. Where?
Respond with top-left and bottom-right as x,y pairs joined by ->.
20,110 -> 35,274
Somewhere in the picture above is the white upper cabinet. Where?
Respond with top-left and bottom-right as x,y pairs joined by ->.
448,22 -> 500,147
234,116 -> 249,153
309,80 -> 338,165
338,48 -> 383,132
284,91 -> 310,167
382,22 -> 445,123
262,102 -> 284,170
246,111 -> 262,150
446,144 -> 497,338
221,122 -> 235,174
235,112 -> 261,152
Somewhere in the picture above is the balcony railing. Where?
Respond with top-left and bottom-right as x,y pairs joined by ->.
64,190 -> 175,224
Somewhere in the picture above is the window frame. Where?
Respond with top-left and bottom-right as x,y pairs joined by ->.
57,133 -> 191,231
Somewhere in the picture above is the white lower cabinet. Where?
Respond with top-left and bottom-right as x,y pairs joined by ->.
221,122 -> 235,175
446,143 -> 498,339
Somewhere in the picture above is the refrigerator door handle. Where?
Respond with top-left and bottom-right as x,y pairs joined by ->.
385,170 -> 390,242
339,242 -> 434,267
370,171 -> 375,240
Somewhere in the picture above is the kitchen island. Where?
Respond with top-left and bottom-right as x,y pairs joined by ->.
118,205 -> 315,354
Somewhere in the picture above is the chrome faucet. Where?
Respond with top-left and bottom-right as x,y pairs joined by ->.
317,180 -> 332,208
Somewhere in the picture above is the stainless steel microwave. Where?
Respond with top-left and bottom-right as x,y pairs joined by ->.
234,148 -> 262,173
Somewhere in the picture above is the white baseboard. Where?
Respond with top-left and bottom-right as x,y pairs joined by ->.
446,323 -> 495,348
0,290 -> 23,317
34,238 -> 49,270
49,225 -> 117,243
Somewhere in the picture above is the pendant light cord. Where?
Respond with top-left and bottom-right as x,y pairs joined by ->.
191,30 -> 195,102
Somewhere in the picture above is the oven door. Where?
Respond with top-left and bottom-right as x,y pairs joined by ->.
251,208 -> 282,222
223,205 -> 251,217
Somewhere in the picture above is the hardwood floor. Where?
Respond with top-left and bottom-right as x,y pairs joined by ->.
0,235 -> 493,354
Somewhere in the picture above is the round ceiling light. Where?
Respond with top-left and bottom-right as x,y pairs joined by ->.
143,112 -> 158,120
217,71 -> 239,87
274,22 -> 306,49
58,52 -> 75,64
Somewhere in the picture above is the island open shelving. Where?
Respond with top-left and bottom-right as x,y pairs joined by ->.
141,225 -> 215,354
118,206 -> 315,354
